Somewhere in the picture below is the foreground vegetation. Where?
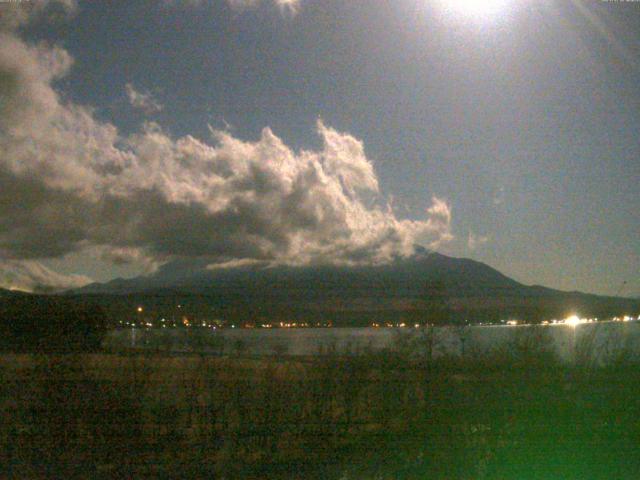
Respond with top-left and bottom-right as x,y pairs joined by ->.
1,330 -> 639,479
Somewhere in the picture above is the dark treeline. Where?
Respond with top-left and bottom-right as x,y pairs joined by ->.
69,290 -> 640,329
0,295 -> 107,352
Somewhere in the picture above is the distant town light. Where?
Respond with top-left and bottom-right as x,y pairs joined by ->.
564,315 -> 583,327
137,306 -> 143,313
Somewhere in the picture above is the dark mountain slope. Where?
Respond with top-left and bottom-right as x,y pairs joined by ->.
70,250 -> 639,326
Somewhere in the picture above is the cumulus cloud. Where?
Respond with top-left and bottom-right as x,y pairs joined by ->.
468,232 -> 489,251
423,197 -> 453,247
125,83 -> 163,114
0,260 -> 92,293
0,25 -> 453,290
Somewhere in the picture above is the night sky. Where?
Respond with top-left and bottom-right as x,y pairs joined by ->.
1,0 -> 639,297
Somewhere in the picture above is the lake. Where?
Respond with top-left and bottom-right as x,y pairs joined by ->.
104,320 -> 640,365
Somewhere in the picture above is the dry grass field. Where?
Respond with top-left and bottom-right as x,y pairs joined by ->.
1,341 -> 639,479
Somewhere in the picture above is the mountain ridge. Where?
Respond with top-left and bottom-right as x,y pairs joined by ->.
66,250 -> 639,326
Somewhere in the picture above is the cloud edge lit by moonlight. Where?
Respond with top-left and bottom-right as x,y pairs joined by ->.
0,1 -> 452,291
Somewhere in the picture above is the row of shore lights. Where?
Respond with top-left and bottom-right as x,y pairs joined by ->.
132,306 -> 638,329
506,315 -> 639,327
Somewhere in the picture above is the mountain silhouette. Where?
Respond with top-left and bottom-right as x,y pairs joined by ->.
71,248 -> 639,326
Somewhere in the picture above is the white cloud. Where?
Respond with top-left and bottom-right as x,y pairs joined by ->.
0,26 -> 453,290
0,260 -> 92,293
468,232 -> 489,251
423,197 -> 453,248
273,0 -> 300,14
206,258 -> 267,270
125,83 -> 163,114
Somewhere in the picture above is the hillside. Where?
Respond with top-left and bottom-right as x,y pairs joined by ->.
70,250 -> 640,326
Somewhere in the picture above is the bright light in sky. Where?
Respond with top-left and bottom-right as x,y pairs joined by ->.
441,0 -> 509,20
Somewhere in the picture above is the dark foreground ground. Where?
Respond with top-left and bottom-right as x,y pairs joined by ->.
1,346 -> 639,479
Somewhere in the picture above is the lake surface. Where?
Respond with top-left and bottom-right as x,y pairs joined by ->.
104,321 -> 640,365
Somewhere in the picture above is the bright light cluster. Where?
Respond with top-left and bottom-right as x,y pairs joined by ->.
564,315 -> 582,327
